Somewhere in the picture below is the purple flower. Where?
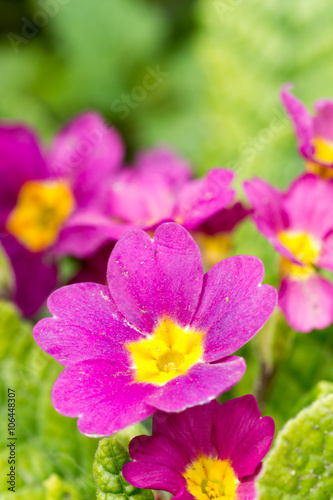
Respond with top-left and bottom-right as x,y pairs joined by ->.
0,114 -> 123,315
122,395 -> 275,500
33,223 -> 276,437
244,174 -> 333,332
109,147 -> 236,232
281,83 -> 333,179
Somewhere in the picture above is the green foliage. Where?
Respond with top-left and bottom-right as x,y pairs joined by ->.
94,437 -> 154,500
0,301 -> 97,499
258,386 -> 333,499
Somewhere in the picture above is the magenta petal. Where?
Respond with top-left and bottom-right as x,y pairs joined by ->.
284,174 -> 333,240
198,202 -> 252,235
128,434 -> 189,473
174,169 -> 235,230
243,178 -> 296,260
0,125 -> 48,224
52,359 -> 155,437
236,475 -> 259,500
2,236 -> 57,317
33,282 -> 144,365
313,99 -> 333,143
135,147 -> 192,189
318,232 -> 333,272
49,112 -> 123,208
280,83 -> 313,149
191,256 -> 277,362
152,400 -> 218,461
55,211 -> 134,258
278,274 -> 333,333
146,357 -> 246,413
107,223 -> 203,332
213,395 -> 274,477
122,461 -> 186,495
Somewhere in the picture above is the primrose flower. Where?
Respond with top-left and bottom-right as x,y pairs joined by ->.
244,174 -> 333,332
0,114 -> 123,315
109,147 -> 236,233
122,395 -> 275,500
195,202 -> 252,268
281,83 -> 333,179
33,223 -> 276,437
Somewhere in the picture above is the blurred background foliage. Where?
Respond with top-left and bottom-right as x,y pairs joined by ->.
1,0 -> 333,498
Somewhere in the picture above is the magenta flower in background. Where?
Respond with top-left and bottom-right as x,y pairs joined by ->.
281,83 -> 333,179
244,174 -> 333,333
33,223 -> 276,437
109,147 -> 236,232
0,113 -> 123,315
123,395 -> 275,500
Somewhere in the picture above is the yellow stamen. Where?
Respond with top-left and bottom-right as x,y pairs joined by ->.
126,318 -> 204,385
306,137 -> 333,179
278,231 -> 321,279
6,180 -> 74,252
183,455 -> 239,500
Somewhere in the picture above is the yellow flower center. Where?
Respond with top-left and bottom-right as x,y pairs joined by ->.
306,137 -> 333,179
278,231 -> 321,279
195,233 -> 232,269
6,180 -> 74,252
126,318 -> 204,385
183,455 -> 239,500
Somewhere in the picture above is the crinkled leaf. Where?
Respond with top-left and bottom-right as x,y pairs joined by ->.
258,390 -> 333,499
93,437 -> 154,500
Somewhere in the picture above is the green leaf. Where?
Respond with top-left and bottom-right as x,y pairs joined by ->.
258,390 -> 333,499
93,437 -> 154,500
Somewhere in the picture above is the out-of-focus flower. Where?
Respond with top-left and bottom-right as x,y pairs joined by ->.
281,84 -> 333,179
0,113 -> 123,315
33,223 -> 276,437
195,202 -> 252,269
123,395 -> 275,500
109,147 -> 236,233
244,174 -> 333,333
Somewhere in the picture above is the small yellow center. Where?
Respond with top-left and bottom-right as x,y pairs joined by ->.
183,455 -> 239,500
306,137 -> 333,179
6,180 -> 74,252
126,318 -> 204,385
195,233 -> 232,269
278,231 -> 321,279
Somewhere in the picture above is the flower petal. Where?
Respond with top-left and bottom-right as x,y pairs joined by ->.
51,359 -> 155,437
107,223 -> 203,333
174,169 -> 235,230
152,400 -> 218,462
191,256 -> 277,362
278,273 -> 333,333
49,112 -> 124,208
280,83 -> 313,151
0,125 -> 48,225
146,356 -> 246,413
33,282 -> 144,366
122,461 -> 186,495
313,99 -> 333,144
135,147 -> 192,189
128,434 -> 190,473
2,236 -> 57,317
213,395 -> 274,477
283,174 -> 333,240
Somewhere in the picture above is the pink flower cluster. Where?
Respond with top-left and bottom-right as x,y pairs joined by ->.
6,84 -> 333,500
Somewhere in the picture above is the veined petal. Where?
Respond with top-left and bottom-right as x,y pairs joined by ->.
192,256 -> 277,362
107,223 -> 203,333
